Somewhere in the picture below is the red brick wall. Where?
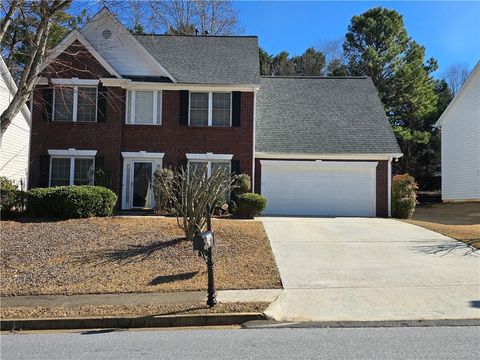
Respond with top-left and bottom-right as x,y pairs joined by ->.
29,42 -> 255,207
254,158 -> 389,217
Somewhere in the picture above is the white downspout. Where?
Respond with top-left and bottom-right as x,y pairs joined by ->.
251,88 -> 258,192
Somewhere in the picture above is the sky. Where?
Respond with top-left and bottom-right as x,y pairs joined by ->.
234,1 -> 480,77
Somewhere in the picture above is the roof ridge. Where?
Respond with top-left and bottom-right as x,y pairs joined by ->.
134,34 -> 258,38
261,76 -> 368,79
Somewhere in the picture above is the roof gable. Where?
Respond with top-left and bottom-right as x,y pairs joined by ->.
79,8 -> 175,81
256,77 -> 401,155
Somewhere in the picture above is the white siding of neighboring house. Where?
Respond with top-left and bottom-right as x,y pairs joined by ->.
438,62 -> 480,201
0,61 -> 30,188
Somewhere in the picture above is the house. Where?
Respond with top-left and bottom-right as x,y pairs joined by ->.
435,62 -> 480,202
28,8 -> 402,217
0,55 -> 31,188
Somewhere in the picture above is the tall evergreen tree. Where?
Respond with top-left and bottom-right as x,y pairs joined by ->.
343,7 -> 440,179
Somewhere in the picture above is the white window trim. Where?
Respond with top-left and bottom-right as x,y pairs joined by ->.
52,85 -> 98,123
48,149 -> 97,157
186,153 -> 233,161
125,90 -> 162,125
188,91 -> 232,127
49,156 -> 95,187
121,151 -> 165,159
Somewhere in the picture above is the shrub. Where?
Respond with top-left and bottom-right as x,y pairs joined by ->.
27,186 -> 117,219
232,173 -> 251,196
153,168 -> 174,213
234,193 -> 267,218
0,177 -> 24,215
392,174 -> 418,219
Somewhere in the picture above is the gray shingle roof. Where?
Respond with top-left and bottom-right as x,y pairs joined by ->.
256,76 -> 401,154
135,35 -> 260,85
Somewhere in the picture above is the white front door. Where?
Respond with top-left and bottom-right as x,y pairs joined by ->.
121,154 -> 163,210
261,160 -> 377,217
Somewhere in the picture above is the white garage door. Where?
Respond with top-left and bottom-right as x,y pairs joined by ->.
261,160 -> 377,217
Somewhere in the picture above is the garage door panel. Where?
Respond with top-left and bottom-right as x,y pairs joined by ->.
261,161 -> 376,217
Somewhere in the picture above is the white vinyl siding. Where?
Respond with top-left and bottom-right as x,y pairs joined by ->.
0,61 -> 30,187
440,66 -> 480,201
189,92 -> 231,127
126,90 -> 162,125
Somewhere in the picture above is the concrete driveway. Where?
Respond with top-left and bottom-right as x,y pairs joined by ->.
260,217 -> 480,322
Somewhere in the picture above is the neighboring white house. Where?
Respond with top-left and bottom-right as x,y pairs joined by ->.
0,56 -> 31,188
436,61 -> 480,201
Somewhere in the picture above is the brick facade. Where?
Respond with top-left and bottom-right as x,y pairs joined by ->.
254,158 -> 389,217
29,42 -> 254,207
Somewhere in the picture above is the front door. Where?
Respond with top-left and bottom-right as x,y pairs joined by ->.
132,162 -> 153,208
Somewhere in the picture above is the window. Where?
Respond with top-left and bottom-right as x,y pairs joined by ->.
53,86 -> 97,122
126,90 -> 162,125
50,157 -> 94,186
189,92 -> 231,127
187,160 -> 231,178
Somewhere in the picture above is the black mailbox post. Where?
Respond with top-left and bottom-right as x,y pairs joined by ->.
193,207 -> 217,307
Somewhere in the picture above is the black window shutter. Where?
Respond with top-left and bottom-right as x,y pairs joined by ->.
179,90 -> 189,126
94,156 -> 104,186
43,88 -> 53,122
39,155 -> 50,187
97,83 -> 107,123
231,159 -> 240,174
232,91 -> 241,127
178,158 -> 188,171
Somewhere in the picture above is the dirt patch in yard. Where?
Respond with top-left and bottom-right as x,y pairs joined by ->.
405,202 -> 480,249
0,302 -> 269,319
0,217 -> 281,296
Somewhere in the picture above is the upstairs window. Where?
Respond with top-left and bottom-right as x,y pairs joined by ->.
53,86 -> 97,122
126,90 -> 162,125
189,92 -> 231,127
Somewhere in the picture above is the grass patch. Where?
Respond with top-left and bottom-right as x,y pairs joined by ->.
405,202 -> 480,249
0,302 -> 269,319
0,217 -> 281,296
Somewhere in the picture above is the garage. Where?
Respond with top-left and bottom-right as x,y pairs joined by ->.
260,160 -> 377,217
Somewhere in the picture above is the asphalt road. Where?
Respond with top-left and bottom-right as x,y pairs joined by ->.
2,326 -> 480,359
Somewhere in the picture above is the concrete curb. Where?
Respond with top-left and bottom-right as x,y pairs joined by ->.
242,318 -> 480,329
1,313 -> 266,331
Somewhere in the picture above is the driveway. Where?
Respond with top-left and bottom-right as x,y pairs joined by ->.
261,217 -> 480,322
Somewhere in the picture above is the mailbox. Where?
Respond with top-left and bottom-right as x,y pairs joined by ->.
193,231 -> 214,251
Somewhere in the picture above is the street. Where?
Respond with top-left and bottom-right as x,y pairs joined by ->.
2,326 -> 480,359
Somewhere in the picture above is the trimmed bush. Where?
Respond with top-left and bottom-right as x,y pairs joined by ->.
233,173 -> 251,196
392,174 -> 418,219
153,168 -> 174,213
0,177 -> 24,215
234,193 -> 267,218
27,186 -> 117,219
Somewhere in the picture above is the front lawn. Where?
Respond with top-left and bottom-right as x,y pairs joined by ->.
405,202 -> 480,249
0,217 -> 281,296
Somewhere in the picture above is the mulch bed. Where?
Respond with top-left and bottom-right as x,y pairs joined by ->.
0,217 -> 281,296
0,302 -> 269,319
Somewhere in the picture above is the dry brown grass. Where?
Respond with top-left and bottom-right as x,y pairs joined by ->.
0,302 -> 269,319
405,202 -> 480,249
0,217 -> 281,296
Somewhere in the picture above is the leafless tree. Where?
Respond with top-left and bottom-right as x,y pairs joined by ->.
155,164 -> 236,241
443,63 -> 470,96
148,0 -> 241,35
0,0 -> 72,134
319,39 -> 344,75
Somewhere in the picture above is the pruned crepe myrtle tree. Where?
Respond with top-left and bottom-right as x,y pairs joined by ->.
154,163 -> 236,241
